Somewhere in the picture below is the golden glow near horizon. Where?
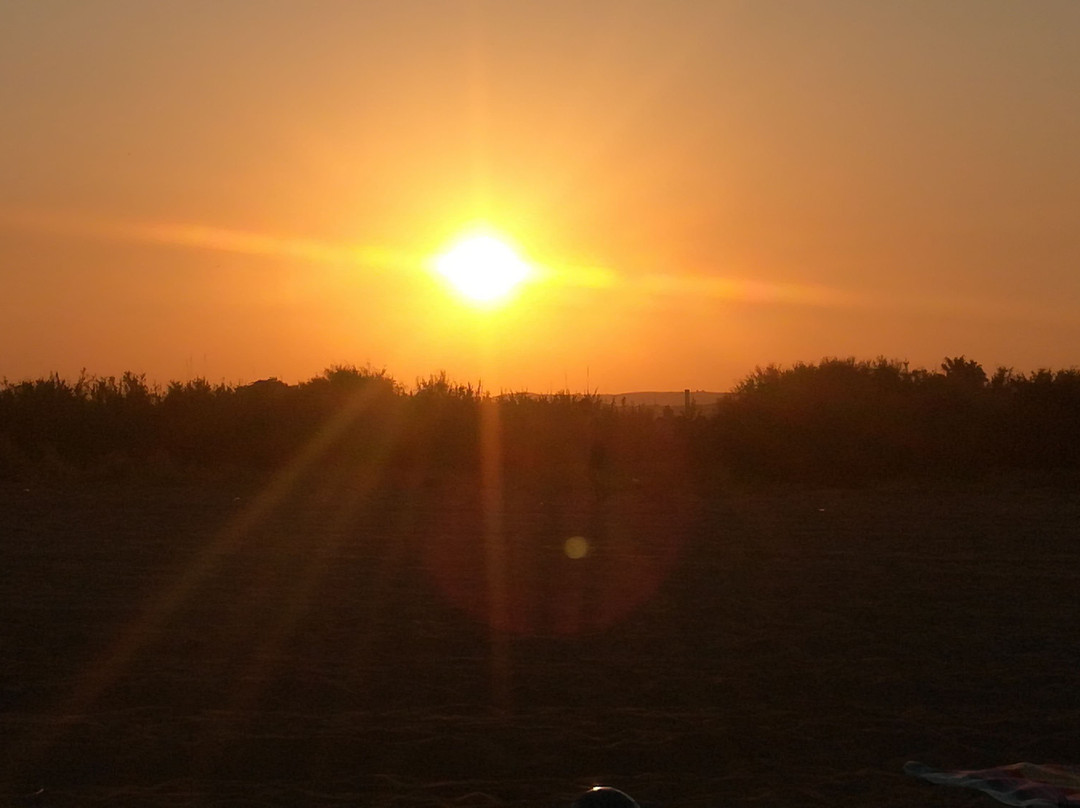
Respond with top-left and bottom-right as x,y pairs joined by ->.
433,233 -> 532,306
3,3 -> 1079,391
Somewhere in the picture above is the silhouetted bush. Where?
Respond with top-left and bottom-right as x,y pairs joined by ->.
706,356 -> 1080,484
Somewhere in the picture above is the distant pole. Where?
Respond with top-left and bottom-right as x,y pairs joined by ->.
684,388 -> 691,416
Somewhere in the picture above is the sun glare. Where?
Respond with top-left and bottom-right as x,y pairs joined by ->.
433,233 -> 532,305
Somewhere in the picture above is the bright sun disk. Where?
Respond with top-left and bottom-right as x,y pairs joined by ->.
434,234 -> 531,304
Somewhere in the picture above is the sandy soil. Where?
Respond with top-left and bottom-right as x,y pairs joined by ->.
2,470 -> 1079,807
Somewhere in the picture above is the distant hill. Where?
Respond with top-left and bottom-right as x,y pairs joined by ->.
602,390 -> 728,411
494,389 -> 729,412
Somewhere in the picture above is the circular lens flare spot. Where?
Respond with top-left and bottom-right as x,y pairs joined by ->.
564,535 -> 590,560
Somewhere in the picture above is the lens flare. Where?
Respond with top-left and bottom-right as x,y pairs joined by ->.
564,535 -> 590,559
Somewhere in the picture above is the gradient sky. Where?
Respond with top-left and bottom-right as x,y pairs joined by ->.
2,1 -> 1078,393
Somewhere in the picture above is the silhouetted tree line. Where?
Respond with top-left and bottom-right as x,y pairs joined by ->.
2,356 -> 1079,484
0,365 -> 675,487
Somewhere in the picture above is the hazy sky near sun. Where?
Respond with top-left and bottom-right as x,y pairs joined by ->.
2,1 -> 1078,393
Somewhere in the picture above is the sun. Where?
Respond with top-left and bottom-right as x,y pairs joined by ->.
433,233 -> 532,305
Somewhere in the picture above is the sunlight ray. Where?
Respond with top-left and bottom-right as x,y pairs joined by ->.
41,378 -> 401,737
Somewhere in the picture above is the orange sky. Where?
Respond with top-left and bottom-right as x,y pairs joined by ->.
2,1 -> 1078,393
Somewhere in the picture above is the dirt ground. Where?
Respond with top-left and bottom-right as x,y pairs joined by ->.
2,468 -> 1080,807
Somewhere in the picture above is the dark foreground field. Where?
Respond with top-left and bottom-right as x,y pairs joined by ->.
2,470 -> 1080,807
